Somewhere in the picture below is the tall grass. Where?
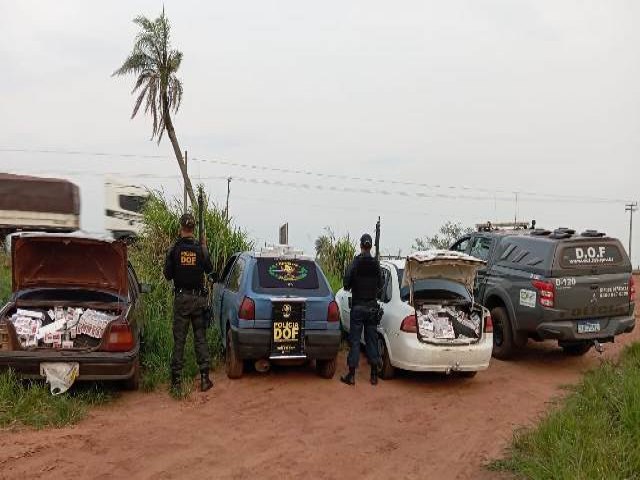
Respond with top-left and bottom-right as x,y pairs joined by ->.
0,252 -> 10,304
492,342 -> 640,479
131,191 -> 252,391
314,229 -> 355,294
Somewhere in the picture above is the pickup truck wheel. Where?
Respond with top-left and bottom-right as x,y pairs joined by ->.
225,329 -> 244,379
491,306 -> 516,360
561,341 -> 592,356
316,358 -> 337,379
123,359 -> 140,391
378,335 -> 395,380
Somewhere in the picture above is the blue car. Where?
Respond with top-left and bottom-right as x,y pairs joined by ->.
212,249 -> 341,379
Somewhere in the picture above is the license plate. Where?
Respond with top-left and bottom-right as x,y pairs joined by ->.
270,300 -> 306,358
271,318 -> 304,358
577,321 -> 601,334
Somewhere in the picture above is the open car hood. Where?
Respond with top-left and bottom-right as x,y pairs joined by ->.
401,250 -> 486,291
12,234 -> 128,297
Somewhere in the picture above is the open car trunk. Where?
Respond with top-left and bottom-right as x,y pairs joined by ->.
1,302 -> 124,352
414,297 -> 484,345
403,250 -> 486,346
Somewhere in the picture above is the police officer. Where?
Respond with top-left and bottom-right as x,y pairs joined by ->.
340,233 -> 384,386
163,213 -> 214,392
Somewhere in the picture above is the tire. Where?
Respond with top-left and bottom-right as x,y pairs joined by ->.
316,358 -> 337,379
491,306 -> 517,360
123,358 -> 140,391
458,371 -> 477,379
378,335 -> 395,380
562,341 -> 593,356
225,328 -> 244,379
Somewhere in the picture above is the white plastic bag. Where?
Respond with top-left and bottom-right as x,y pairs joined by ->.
40,362 -> 80,395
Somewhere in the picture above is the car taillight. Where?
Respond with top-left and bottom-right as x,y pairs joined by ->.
484,314 -> 493,333
327,301 -> 339,322
104,322 -> 134,352
631,277 -> 636,303
532,279 -> 555,308
400,314 -> 417,333
239,297 -> 255,321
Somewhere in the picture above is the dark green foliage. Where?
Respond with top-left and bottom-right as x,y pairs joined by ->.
315,229 -> 356,293
492,343 -> 640,479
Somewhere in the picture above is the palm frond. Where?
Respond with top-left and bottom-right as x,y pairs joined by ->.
114,9 -> 184,142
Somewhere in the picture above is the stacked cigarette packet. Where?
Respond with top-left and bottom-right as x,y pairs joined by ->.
417,306 -> 482,340
7,307 -> 118,349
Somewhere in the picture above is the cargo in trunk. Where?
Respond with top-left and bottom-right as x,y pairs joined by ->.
2,305 -> 121,351
415,301 -> 483,345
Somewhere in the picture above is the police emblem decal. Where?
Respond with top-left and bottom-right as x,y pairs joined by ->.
282,304 -> 292,318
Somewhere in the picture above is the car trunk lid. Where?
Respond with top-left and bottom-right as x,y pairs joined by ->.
550,239 -> 632,320
12,234 -> 128,297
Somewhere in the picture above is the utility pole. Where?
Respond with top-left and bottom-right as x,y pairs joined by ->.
625,202 -> 638,260
225,177 -> 231,221
183,150 -> 188,213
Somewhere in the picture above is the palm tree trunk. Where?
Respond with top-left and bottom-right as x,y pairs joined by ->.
164,107 -> 197,206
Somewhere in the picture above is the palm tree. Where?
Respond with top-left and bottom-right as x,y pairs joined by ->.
113,9 -> 196,206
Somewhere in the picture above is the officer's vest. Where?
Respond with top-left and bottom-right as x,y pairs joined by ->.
171,238 -> 205,290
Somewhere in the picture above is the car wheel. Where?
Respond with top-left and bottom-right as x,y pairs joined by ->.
458,371 -> 477,379
491,306 -> 517,360
123,358 -> 140,391
561,341 -> 593,356
378,335 -> 395,380
225,328 -> 244,379
316,358 -> 337,379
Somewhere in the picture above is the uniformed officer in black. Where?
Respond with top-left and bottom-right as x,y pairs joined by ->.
340,233 -> 384,386
163,213 -> 214,392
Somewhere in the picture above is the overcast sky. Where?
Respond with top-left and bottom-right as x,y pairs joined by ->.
1,0 -> 638,264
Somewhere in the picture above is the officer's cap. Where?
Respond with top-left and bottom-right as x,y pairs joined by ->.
360,233 -> 373,248
180,213 -> 196,230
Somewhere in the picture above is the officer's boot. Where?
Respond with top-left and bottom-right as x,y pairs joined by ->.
200,371 -> 214,392
170,372 -> 181,393
340,368 -> 356,386
370,364 -> 379,386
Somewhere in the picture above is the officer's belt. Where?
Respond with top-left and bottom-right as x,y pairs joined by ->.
174,288 -> 203,296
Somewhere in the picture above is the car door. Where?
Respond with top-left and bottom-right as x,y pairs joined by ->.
221,256 -> 247,330
213,254 -> 238,331
468,235 -> 494,300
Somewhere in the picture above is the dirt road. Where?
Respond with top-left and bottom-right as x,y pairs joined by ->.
1,325 -> 638,480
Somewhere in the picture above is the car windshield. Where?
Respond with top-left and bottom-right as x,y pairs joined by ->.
400,279 -> 471,303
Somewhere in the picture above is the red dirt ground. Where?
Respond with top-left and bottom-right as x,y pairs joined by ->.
1,314 -> 637,480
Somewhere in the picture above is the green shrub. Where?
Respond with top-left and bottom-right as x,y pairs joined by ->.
131,190 -> 252,391
315,229 -> 355,293
492,342 -> 640,479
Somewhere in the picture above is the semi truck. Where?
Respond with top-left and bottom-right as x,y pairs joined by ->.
1,173 -> 149,244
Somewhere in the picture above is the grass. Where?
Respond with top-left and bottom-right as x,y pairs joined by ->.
0,252 -> 10,304
0,370 -> 112,429
492,342 -> 640,480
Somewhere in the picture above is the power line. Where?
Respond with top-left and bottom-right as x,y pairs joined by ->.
0,146 -> 634,205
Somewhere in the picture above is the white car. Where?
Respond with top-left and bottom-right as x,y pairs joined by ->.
335,250 -> 493,379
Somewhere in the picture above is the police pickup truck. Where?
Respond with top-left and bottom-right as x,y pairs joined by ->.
450,223 -> 636,359
211,246 -> 341,379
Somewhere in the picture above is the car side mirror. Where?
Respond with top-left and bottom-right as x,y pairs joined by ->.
140,283 -> 152,294
208,272 -> 219,283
